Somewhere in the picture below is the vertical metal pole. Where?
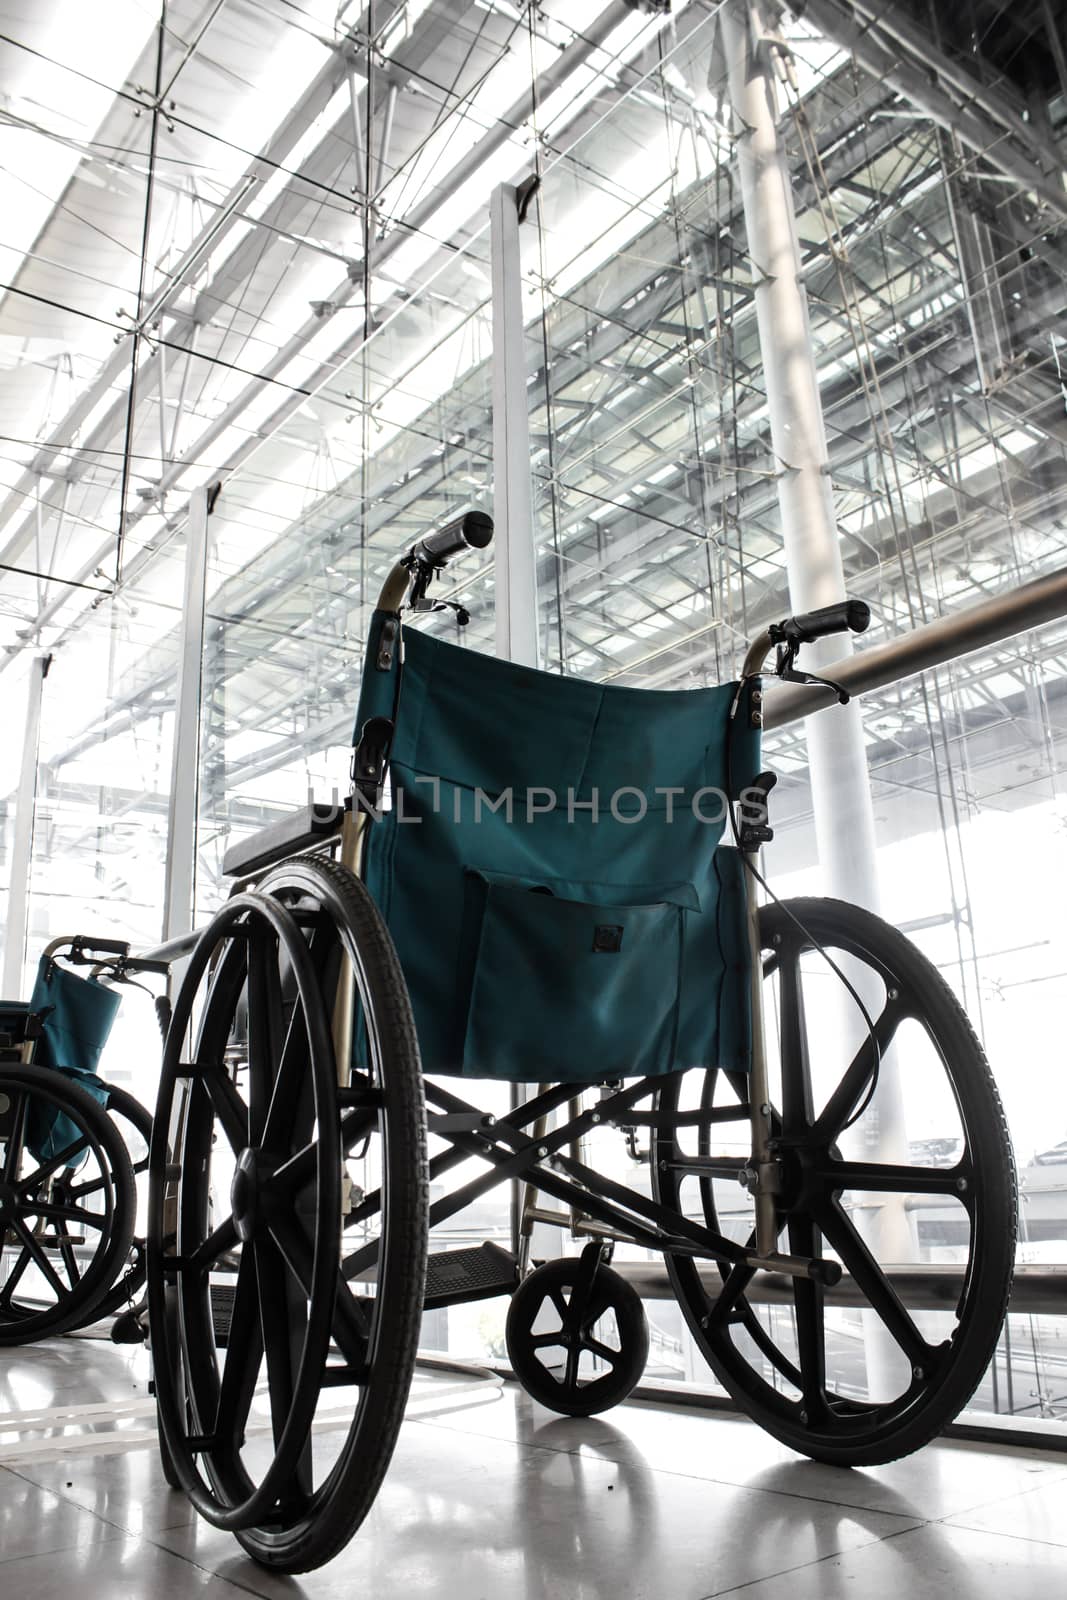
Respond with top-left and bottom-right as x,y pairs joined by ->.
374,84 -> 398,201
161,484 -> 214,941
491,180 -> 541,1265
33,480 -> 44,614
157,340 -> 169,504
348,64 -> 367,204
723,1 -> 912,1394
490,181 -> 539,670
168,325 -> 200,461
2,654 -> 50,997
1040,0 -> 1067,106
936,127 -> 1009,393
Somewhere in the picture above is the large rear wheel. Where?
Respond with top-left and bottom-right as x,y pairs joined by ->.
652,896 -> 1016,1466
147,857 -> 428,1571
0,1063 -> 135,1343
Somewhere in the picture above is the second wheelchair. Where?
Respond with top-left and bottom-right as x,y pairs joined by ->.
0,936 -> 161,1343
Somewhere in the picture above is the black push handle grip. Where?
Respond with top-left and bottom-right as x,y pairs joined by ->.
772,599 -> 870,646
124,956 -> 173,976
414,510 -> 493,567
70,935 -> 131,959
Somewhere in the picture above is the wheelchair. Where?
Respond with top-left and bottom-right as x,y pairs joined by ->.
146,513 -> 1017,1572
0,937 -> 161,1342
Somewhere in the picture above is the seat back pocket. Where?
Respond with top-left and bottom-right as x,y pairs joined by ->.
461,870 -> 695,1081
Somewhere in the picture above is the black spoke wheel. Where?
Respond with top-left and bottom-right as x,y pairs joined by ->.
0,1064 -> 136,1344
73,1084 -> 153,1327
506,1252 -> 649,1416
652,897 -> 1016,1467
147,857 -> 428,1572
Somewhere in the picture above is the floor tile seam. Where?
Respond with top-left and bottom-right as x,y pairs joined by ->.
0,1528 -> 146,1573
408,1417 -> 925,1523
933,1509 -> 1067,1554
694,1522 -> 920,1600
4,1462 -> 273,1593
125,1525 -> 281,1598
926,1476 -> 1067,1524
3,1461 -> 147,1545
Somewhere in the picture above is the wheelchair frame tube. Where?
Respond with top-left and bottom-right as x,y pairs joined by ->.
330,809 -> 366,1084
744,861 -> 777,1258
741,630 -> 775,679
330,550 -> 418,1076
377,560 -> 414,615
328,553 -> 420,1078
738,637 -> 778,1256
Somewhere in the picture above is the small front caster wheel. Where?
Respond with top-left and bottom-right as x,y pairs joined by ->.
506,1253 -> 649,1416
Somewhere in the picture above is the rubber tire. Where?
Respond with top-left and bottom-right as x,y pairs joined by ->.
147,857 -> 428,1573
235,857 -> 429,1571
506,1257 -> 650,1417
149,886 -> 343,1540
156,1404 -> 183,1490
0,1064 -> 137,1345
653,896 -> 1017,1467
154,1285 -> 184,1489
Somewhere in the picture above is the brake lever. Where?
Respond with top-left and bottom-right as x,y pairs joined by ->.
409,597 -> 471,626
774,642 -> 851,705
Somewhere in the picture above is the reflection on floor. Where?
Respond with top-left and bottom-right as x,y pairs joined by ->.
2,1338 -> 1067,1598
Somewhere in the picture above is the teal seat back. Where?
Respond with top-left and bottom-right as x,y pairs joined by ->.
355,613 -> 761,1083
25,960 -> 118,1165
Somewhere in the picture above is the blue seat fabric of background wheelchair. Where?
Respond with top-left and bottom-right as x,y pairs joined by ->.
23,959 -> 119,1164
355,610 -> 761,1083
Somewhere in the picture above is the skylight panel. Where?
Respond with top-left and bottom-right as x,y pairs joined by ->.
0,1 -> 155,292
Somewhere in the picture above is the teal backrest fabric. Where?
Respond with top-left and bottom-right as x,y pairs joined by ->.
355,612 -> 761,1083
25,959 -> 117,1164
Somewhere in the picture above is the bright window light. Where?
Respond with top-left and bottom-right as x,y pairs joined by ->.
0,1 -> 155,292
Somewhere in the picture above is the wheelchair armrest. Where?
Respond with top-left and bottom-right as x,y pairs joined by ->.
222,802 -> 343,880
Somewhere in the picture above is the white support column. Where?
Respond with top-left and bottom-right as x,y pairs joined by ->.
2,653 -> 50,997
161,483 -> 214,941
723,0 -> 912,1396
490,181 -> 539,668
722,1 -> 879,911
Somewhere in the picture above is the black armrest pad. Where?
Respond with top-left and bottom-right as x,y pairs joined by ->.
222,802 -> 343,879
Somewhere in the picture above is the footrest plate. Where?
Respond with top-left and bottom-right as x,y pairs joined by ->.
423,1241 -> 519,1310
210,1281 -> 235,1346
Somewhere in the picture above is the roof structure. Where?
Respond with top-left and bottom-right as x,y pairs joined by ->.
1,0 -> 1065,934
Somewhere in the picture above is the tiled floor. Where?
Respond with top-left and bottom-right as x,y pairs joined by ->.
1,1338 -> 1065,1598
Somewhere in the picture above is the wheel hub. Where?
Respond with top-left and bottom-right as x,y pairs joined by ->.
750,1141 -> 828,1214
230,1148 -> 275,1242
0,1180 -> 13,1214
